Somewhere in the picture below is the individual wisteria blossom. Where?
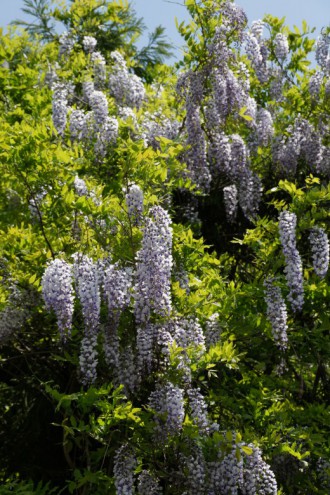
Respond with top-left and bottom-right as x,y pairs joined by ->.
52,83 -> 68,135
208,131 -> 232,177
279,211 -> 304,312
59,31 -> 75,58
134,206 -> 172,325
41,259 -> 75,341
89,90 -> 108,126
270,68 -> 284,101
74,176 -> 88,196
141,113 -> 180,149
264,278 -> 288,349
137,470 -> 162,495
250,20 -> 264,40
309,227 -> 329,278
182,445 -> 206,494
69,109 -> 85,140
315,33 -> 330,69
113,444 -> 137,495
309,71 -> 323,100
126,184 -> 144,226
91,51 -> 106,87
242,446 -> 278,495
103,263 -> 132,315
230,134 -> 248,179
207,445 -> 244,494
238,170 -> 263,221
118,345 -> 140,395
223,184 -> 238,223
79,333 -> 98,386
148,382 -> 185,439
82,80 -> 95,104
187,387 -> 210,434
109,51 -> 145,108
185,94 -> 210,191
245,32 -> 262,66
82,36 -> 97,53
256,108 -> 274,146
171,317 -> 205,351
94,116 -> 119,156
274,33 -> 289,60
73,254 -> 100,385
73,253 -> 100,334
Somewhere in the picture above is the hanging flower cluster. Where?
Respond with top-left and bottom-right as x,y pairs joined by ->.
279,211 -> 304,312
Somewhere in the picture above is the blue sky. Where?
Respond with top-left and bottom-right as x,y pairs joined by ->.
1,0 -> 329,61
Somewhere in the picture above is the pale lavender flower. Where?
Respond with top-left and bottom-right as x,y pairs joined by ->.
148,382 -> 185,439
315,33 -> 330,69
59,31 -> 74,58
83,36 -> 97,53
41,259 -> 75,340
309,227 -> 329,278
245,32 -> 263,65
89,90 -> 108,126
126,184 -> 144,225
73,253 -> 100,334
134,206 -> 172,325
309,71 -> 323,100
264,278 -> 288,349
94,116 -> 119,156
238,170 -> 262,220
279,211 -> 304,311
91,51 -> 106,87
187,387 -> 210,434
114,444 -> 137,495
250,20 -> 264,40
223,184 -> 238,223
137,470 -> 162,495
242,446 -> 278,495
274,33 -> 289,60
52,83 -> 68,135
79,333 -> 98,386
257,108 -> 274,146
69,109 -> 85,140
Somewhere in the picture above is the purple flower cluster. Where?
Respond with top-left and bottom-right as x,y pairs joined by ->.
52,83 -> 68,135
83,36 -> 97,54
41,259 -> 75,341
256,108 -> 274,146
315,33 -> 330,69
148,382 -> 185,439
59,31 -> 74,58
91,51 -> 106,87
73,253 -> 100,334
279,211 -> 304,312
243,446 -> 278,495
126,184 -> 144,226
274,33 -> 289,61
113,444 -> 137,495
309,227 -> 329,278
238,170 -> 263,221
187,387 -> 210,434
223,184 -> 238,223
109,51 -> 145,108
137,470 -> 162,495
264,278 -> 288,349
134,206 -> 172,325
